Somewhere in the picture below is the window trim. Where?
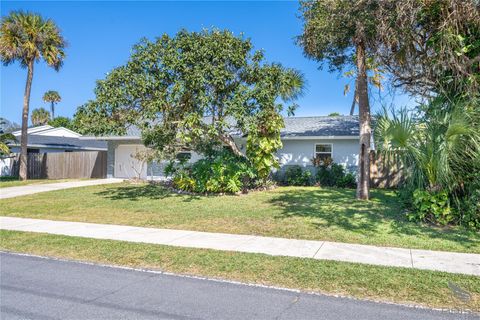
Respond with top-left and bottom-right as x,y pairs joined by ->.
313,143 -> 333,160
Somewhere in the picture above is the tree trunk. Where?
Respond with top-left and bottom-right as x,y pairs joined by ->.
219,134 -> 244,158
51,102 -> 55,119
355,41 -> 371,200
19,60 -> 34,181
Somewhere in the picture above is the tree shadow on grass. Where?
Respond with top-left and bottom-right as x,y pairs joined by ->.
269,187 -> 479,249
95,183 -> 201,202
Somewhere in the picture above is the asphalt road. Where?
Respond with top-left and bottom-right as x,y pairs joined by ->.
0,252 -> 477,320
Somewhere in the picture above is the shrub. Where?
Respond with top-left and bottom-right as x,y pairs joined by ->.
283,166 -> 313,186
461,188 -> 480,229
167,149 -> 258,194
316,163 -> 356,188
458,171 -> 480,229
337,172 -> 357,188
409,189 -> 453,225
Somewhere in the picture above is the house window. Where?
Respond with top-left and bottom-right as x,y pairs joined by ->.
27,148 -> 40,154
176,152 -> 191,162
314,144 -> 333,162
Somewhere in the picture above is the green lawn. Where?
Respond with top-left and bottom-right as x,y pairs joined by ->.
1,230 -> 478,311
0,177 -> 78,188
1,182 -> 479,253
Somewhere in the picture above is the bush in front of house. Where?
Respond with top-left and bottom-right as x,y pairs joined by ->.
408,189 -> 453,225
165,149 -> 258,194
316,162 -> 356,188
283,165 -> 314,186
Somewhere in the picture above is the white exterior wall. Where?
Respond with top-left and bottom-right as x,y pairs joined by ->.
277,139 -> 359,168
0,158 -> 13,176
33,127 -> 81,137
109,138 -> 359,179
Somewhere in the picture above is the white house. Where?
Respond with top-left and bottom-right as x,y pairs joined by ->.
83,116 -> 360,180
8,125 -> 107,154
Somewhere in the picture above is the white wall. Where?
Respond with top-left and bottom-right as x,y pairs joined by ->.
110,138 -> 360,179
277,139 -> 359,168
0,158 -> 13,176
34,127 -> 81,137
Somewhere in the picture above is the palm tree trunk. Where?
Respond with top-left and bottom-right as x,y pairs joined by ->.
355,41 -> 371,200
51,101 -> 55,119
19,60 -> 34,181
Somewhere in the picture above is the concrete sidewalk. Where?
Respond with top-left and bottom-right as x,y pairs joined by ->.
0,179 -> 123,199
1,216 -> 479,276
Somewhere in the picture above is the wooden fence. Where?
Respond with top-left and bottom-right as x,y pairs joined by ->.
9,151 -> 107,179
369,151 -> 403,188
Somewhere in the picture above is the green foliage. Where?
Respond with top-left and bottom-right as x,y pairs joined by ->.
47,116 -> 75,130
0,118 -> 16,157
458,171 -> 480,229
375,98 -> 480,228
283,166 -> 313,186
246,111 -> 284,181
167,149 -> 258,194
376,0 -> 480,98
297,0 -> 379,72
0,11 -> 66,70
461,190 -> 480,229
375,100 -> 480,195
30,108 -> 50,126
43,91 -> 61,103
0,132 -> 15,156
316,163 -> 356,189
43,90 -> 61,118
74,29 -> 303,178
410,189 -> 453,225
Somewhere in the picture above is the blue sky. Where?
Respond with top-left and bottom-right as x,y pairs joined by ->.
1,1 -> 410,125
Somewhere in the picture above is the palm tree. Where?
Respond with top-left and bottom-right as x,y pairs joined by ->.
0,11 -> 66,180
374,101 -> 480,194
43,90 -> 61,119
0,118 -> 16,156
31,108 -> 51,126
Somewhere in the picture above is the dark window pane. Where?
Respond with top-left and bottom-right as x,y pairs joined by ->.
316,144 -> 332,153
176,152 -> 191,161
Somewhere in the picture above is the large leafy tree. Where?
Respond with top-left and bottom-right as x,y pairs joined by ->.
298,0 -> 380,200
376,0 -> 480,100
75,29 -> 304,181
43,90 -> 61,119
48,116 -> 74,130
31,108 -> 51,126
0,11 -> 66,180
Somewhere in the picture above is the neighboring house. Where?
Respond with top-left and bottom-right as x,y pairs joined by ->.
8,125 -> 107,153
83,116 -> 361,180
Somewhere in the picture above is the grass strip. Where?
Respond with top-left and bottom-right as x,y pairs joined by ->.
1,230 -> 478,311
1,184 -> 479,253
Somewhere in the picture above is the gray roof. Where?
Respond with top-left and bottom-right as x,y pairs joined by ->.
103,115 -> 359,139
281,116 -> 359,137
9,135 -> 107,151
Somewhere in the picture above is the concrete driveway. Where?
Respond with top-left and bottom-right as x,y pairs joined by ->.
1,252 -> 475,320
0,178 -> 123,199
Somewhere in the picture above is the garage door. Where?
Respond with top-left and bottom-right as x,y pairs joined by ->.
114,145 -> 147,179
